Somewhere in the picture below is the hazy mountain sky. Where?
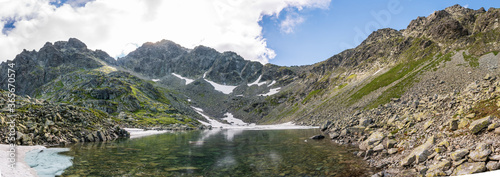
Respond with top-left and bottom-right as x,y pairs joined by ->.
1,0 -> 499,66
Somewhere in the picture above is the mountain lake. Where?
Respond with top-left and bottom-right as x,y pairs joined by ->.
32,128 -> 373,176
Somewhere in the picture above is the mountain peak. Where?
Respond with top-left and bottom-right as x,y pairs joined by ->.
444,4 -> 467,13
361,28 -> 402,45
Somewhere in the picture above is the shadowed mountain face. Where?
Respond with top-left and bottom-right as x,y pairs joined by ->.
116,40 -> 263,86
0,38 -> 114,95
1,5 -> 499,127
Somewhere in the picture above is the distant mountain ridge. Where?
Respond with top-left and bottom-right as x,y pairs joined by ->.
116,39 -> 264,86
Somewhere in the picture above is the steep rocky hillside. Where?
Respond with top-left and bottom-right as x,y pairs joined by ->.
242,5 -> 500,126
0,38 -> 115,95
0,90 -> 130,146
0,38 -> 207,132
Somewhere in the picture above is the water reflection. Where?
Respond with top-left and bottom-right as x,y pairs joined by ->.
60,129 -> 372,176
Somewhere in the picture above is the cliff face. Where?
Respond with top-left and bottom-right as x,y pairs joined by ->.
0,38 -> 113,95
117,40 -> 263,86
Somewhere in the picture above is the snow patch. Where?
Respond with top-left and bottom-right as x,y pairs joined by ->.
124,128 -> 170,139
152,79 -> 160,82
204,79 -> 237,94
258,87 -> 281,96
373,68 -> 383,76
222,113 -> 248,126
172,73 -> 194,85
268,80 -> 277,87
191,106 -> 226,127
247,75 -> 267,87
192,108 -> 315,130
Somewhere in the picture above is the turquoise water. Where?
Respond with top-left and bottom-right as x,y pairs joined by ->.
59,129 -> 372,176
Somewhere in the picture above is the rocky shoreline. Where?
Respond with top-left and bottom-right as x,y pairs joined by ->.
0,127 -> 178,177
321,74 -> 500,176
0,90 -> 130,146
0,90 -> 213,147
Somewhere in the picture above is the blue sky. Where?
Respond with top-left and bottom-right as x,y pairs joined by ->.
262,0 -> 500,66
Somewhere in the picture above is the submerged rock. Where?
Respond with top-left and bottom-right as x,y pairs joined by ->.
310,135 -> 325,140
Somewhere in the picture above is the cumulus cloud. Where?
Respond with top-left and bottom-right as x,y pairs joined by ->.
280,10 -> 305,34
0,0 -> 330,63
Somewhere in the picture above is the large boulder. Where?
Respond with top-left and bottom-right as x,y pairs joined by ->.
359,131 -> 385,150
401,136 -> 435,166
426,160 -> 451,177
367,131 -> 385,145
469,143 -> 492,162
452,162 -> 486,176
469,116 -> 491,134
451,149 -> 469,161
359,118 -> 372,127
486,161 -> 500,171
310,135 -> 325,140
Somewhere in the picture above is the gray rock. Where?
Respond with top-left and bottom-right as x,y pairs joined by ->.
328,132 -> 339,139
373,144 -> 385,152
451,149 -> 469,161
486,161 -> 500,171
450,119 -> 459,131
453,159 -> 467,167
452,162 -> 486,176
386,139 -> 397,149
469,116 -> 491,134
359,118 -> 372,127
340,129 -> 349,136
484,74 -> 492,80
469,143 -> 492,162
366,131 -> 385,145
428,160 -> 452,172
388,148 -> 398,154
488,123 -> 499,131
359,131 -> 385,151
401,136 -> 435,166
489,154 -> 500,161
320,120 -> 332,131
310,135 -> 325,140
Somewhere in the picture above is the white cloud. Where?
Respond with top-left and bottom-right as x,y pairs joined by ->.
280,10 -> 305,34
0,0 -> 330,63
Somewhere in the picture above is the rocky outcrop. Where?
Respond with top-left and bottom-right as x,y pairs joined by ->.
322,72 -> 500,176
0,90 -> 129,146
0,38 -> 111,96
